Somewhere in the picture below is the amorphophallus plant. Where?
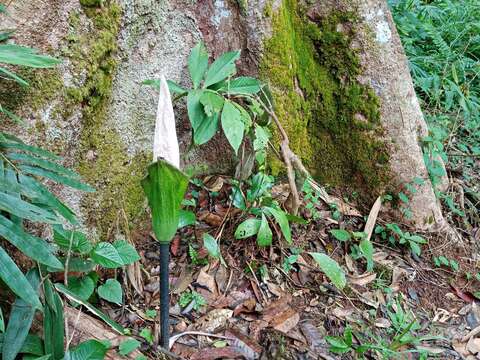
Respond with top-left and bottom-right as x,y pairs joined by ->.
141,75 -> 189,349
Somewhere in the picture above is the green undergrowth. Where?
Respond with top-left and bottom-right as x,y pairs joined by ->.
260,0 -> 389,202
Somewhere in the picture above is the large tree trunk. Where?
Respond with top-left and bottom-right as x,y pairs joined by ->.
0,0 -> 446,236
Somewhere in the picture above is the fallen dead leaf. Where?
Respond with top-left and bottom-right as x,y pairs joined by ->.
172,267 -> 194,294
233,298 -> 257,316
226,328 -> 262,359
374,318 -> 391,328
451,285 -> 475,303
193,309 -> 233,332
271,308 -> 300,334
452,338 -> 470,357
347,272 -> 377,286
203,175 -> 224,192
364,196 -> 382,241
466,337 -> 480,354
190,346 -> 244,360
331,307 -> 354,320
197,267 -> 218,295
198,211 -> 223,227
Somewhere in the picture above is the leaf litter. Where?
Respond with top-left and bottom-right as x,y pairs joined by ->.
82,175 -> 480,359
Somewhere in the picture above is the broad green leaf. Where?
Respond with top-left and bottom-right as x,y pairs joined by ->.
194,112 -> 219,145
141,160 -> 189,244
187,90 -> 207,132
329,229 -> 351,242
203,233 -> 220,259
222,76 -> 261,94
0,334 -> 44,356
309,252 -> 346,289
63,340 -> 109,360
67,276 -> 95,301
265,207 -> 291,243
398,192 -> 409,203
142,79 -> 187,95
234,218 -> 261,239
232,102 -> 252,130
0,139 -> 59,159
253,125 -> 270,152
0,191 -> 60,224
50,257 -> 95,273
204,50 -> 240,87
359,238 -> 374,272
199,90 -> 224,116
43,280 -> 64,360
97,279 -> 123,304
55,284 -> 125,334
409,241 -> 421,256
139,328 -> 153,344
188,42 -> 209,89
257,213 -> 272,247
0,66 -> 28,86
113,240 -> 140,265
221,100 -> 245,154
19,165 -> 95,192
0,247 -> 41,308
178,210 -> 196,228
53,225 -> 92,254
91,243 -> 124,269
0,215 -> 63,269
7,152 -> 79,178
19,175 -> 78,225
118,339 -> 141,356
0,44 -> 60,68
3,269 -> 40,360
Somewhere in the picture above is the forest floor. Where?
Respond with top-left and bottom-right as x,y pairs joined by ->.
91,158 -> 480,360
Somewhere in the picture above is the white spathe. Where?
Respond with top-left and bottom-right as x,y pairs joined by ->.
153,75 -> 180,168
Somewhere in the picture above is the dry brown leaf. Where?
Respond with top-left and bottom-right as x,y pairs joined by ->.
452,338 -> 470,357
466,337 -> 480,354
203,175 -> 224,192
364,196 -> 382,241
226,328 -> 262,359
64,307 -> 143,360
374,318 -> 391,328
331,307 -> 354,320
197,267 -> 218,294
193,308 -> 233,332
126,261 -> 143,296
271,308 -> 300,334
347,272 -> 377,286
190,346 -> 244,360
172,267 -> 194,294
198,211 -> 223,227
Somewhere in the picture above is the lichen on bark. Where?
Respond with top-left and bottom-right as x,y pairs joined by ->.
260,0 -> 390,200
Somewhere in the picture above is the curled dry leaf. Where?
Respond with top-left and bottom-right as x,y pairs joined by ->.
197,267 -> 218,295
203,175 -> 224,192
347,272 -> 376,286
364,196 -> 382,241
193,308 -> 233,332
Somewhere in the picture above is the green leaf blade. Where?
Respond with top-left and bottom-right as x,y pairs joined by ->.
309,252 -> 346,290
204,50 -> 240,87
188,42 -> 209,89
221,101 -> 245,154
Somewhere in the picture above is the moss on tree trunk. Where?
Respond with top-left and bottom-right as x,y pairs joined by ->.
260,0 -> 390,200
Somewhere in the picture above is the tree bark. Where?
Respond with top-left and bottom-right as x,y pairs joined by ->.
0,0 -> 447,232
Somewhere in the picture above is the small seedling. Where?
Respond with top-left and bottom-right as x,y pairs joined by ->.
178,290 -> 207,311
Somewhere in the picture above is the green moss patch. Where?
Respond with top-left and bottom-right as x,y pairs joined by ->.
260,0 -> 389,200
66,3 -> 148,237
